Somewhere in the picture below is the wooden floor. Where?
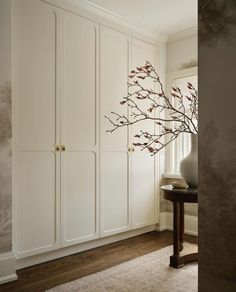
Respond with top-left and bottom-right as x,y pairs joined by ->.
0,231 -> 197,292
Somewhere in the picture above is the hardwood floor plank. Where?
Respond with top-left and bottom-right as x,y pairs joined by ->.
0,231 -> 197,292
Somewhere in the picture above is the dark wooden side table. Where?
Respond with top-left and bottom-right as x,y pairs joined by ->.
161,185 -> 198,268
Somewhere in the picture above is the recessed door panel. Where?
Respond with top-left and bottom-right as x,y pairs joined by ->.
17,152 -> 58,254
62,152 -> 96,243
102,152 -> 129,233
130,40 -> 156,137
101,27 -> 129,151
63,14 -> 96,149
131,152 -> 156,227
15,0 -> 57,149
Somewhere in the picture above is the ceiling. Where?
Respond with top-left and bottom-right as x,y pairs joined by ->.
86,0 -> 197,36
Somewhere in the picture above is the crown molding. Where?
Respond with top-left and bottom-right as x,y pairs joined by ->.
167,26 -> 197,43
43,0 -> 196,45
69,0 -> 167,43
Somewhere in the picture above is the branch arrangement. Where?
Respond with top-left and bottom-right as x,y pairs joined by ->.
105,61 -> 198,155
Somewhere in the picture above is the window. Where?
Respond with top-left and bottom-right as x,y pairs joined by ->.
164,67 -> 198,177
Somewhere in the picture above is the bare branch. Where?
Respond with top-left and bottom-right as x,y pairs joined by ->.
105,61 -> 198,155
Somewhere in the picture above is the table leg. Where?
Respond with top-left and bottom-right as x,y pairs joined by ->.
180,202 -> 184,252
173,202 -> 180,256
170,201 -> 184,268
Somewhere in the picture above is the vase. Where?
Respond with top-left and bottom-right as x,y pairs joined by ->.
180,134 -> 198,188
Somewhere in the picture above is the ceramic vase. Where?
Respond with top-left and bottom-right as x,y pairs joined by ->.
180,134 -> 198,188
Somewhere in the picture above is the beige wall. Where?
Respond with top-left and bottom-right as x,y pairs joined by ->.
161,33 -> 198,217
167,34 -> 197,72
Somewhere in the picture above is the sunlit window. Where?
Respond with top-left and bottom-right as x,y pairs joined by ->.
165,70 -> 198,176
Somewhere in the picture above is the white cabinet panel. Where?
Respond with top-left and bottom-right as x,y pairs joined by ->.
14,0 -> 60,257
102,152 -> 129,234
131,39 -> 158,229
16,152 -> 59,256
61,12 -> 99,246
130,39 -> 156,138
15,0 -> 57,149
131,153 -> 157,228
100,27 -> 131,236
61,152 -> 97,245
62,14 -> 97,149
100,27 -> 129,151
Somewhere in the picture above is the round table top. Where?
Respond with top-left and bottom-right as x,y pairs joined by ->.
161,185 -> 198,203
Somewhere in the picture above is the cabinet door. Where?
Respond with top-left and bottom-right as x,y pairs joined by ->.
13,0 -> 60,257
60,12 -> 99,247
131,39 -> 158,229
100,27 -> 131,237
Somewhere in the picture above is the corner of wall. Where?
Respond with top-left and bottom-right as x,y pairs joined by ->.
157,212 -> 198,236
0,252 -> 17,284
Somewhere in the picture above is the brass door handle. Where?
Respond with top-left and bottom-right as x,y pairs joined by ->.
54,145 -> 60,152
128,146 -> 135,153
61,145 -> 66,152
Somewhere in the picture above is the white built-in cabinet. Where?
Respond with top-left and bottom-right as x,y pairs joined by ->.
13,0 -> 159,259
100,28 -> 158,236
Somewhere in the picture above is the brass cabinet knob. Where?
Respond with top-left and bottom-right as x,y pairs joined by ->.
54,145 -> 60,152
128,146 -> 135,153
61,145 -> 66,151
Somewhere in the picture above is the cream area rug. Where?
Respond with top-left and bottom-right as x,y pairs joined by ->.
47,244 -> 198,292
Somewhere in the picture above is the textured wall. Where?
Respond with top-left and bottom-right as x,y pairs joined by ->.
0,83 -> 12,253
199,0 -> 236,291
0,0 -> 12,254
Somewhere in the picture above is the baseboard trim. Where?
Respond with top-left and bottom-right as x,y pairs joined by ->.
156,212 -> 198,236
0,274 -> 18,285
15,214 -> 197,271
16,225 -> 156,269
0,252 -> 17,285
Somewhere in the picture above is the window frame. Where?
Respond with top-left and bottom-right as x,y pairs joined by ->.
164,66 -> 198,178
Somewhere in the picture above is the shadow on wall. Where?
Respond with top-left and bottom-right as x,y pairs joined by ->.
0,82 -> 12,253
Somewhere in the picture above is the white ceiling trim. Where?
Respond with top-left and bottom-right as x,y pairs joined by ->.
70,0 -> 168,43
167,26 -> 197,44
